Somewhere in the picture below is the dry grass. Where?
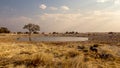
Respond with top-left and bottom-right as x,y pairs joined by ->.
0,42 -> 119,68
0,35 -> 120,68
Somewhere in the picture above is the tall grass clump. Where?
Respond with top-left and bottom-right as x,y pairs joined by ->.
13,52 -> 54,68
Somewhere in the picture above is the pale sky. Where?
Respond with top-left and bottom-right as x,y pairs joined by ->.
0,0 -> 120,32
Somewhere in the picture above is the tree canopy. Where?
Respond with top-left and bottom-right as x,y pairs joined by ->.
0,27 -> 10,33
23,23 -> 40,33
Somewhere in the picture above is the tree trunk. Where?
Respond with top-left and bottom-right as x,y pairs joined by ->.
29,32 -> 32,41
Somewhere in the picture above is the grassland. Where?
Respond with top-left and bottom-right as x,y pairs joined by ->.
0,34 -> 120,68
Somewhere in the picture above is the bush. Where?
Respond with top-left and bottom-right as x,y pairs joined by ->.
0,27 -> 10,33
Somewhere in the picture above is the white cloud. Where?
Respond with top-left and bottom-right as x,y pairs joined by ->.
49,7 -> 58,10
114,0 -> 120,4
96,0 -> 109,3
39,4 -> 47,10
37,13 -> 82,32
39,5 -> 70,11
96,0 -> 120,4
60,6 -> 70,10
36,11 -> 120,32
93,10 -> 120,15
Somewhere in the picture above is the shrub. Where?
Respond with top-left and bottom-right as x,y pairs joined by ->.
0,27 -> 10,33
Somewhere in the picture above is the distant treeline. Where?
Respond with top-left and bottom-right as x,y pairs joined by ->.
0,26 -> 40,34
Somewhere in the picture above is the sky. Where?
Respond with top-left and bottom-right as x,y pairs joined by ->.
0,0 -> 120,32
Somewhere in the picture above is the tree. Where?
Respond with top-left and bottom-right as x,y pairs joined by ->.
23,23 -> 40,41
65,31 -> 69,34
17,32 -> 23,34
0,27 -> 10,33
108,32 -> 114,35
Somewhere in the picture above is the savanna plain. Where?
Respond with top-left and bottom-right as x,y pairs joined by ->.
0,34 -> 120,68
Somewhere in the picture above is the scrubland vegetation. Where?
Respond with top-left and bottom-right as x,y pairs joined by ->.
0,38 -> 120,68
0,32 -> 120,68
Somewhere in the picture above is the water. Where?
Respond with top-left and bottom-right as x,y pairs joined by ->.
19,36 -> 88,42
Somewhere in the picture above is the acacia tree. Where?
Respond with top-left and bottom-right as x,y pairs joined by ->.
23,23 -> 40,41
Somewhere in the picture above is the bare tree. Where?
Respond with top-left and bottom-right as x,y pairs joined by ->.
23,23 -> 40,41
